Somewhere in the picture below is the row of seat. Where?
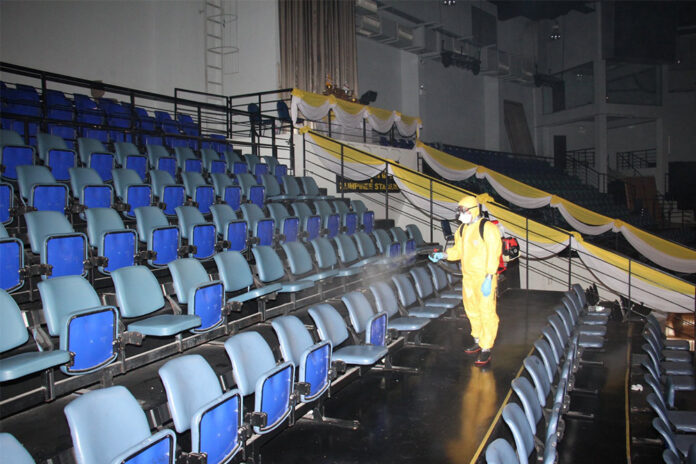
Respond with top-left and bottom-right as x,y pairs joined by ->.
0,260 -> 463,463
486,284 -> 610,463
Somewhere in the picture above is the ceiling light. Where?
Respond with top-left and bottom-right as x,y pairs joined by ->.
549,22 -> 561,41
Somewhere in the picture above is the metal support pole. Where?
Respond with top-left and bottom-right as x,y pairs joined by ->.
429,180 -> 434,243
226,97 -> 231,139
328,111 -> 332,138
340,145 -> 344,200
197,106 -> 202,143
290,126 -> 295,174
627,259 -> 632,308
568,234 -> 572,290
362,119 -> 366,143
525,217 -> 529,290
272,119 -> 277,158
384,162 -> 389,222
302,134 -> 306,176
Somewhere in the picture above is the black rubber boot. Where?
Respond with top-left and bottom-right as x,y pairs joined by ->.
475,349 -> 491,366
464,343 -> 481,354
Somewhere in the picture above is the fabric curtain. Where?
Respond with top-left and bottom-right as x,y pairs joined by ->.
279,0 -> 358,96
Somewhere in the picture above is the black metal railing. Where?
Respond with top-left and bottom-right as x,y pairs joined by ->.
617,148 -> 657,170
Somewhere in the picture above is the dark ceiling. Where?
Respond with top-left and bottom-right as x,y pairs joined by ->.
491,1 -> 594,21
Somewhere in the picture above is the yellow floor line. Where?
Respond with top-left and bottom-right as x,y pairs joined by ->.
469,345 -> 535,464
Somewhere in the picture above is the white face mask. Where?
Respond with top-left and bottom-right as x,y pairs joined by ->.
459,212 -> 472,224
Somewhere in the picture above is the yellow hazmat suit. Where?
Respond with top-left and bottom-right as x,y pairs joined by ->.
445,196 -> 502,350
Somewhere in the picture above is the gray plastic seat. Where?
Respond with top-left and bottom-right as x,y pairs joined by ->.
64,386 -> 176,464
301,176 -> 331,199
391,273 -> 447,318
224,331 -> 294,435
168,258 -> 224,332
502,402 -> 536,464
201,148 -> 227,173
112,265 -> 201,336
554,307 -> 604,348
150,169 -> 185,216
159,355 -> 243,463
653,417 -> 696,458
251,246 -> 314,293
111,167 -> 151,217
310,236 -> 359,277
282,241 -> 338,282
645,327 -> 693,363
410,266 -> 460,309
643,343 -> 694,376
114,142 -> 147,179
0,289 -> 71,382
146,143 -> 175,170
181,172 -> 214,214
77,137 -> 115,181
647,393 -> 696,433
524,355 -> 552,406
534,339 -> 558,384
426,262 -> 461,299
647,314 -> 690,351
282,175 -> 309,200
333,233 -> 379,269
214,251 -> 281,302
512,377 -> 544,436
308,303 -> 388,365
16,165 -> 68,212
261,173 -> 292,201
271,315 -> 332,402
562,295 -> 608,327
485,438 -> 517,464
370,281 -> 430,332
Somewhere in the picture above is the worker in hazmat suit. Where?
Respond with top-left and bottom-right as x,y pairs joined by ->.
429,196 -> 502,366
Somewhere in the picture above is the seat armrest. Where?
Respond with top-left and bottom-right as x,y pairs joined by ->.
108,428 -> 176,464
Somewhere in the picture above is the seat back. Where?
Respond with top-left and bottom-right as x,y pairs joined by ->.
0,182 -> 13,224
210,203 -> 237,235
251,246 -> 286,282
511,377 -> 543,433
333,233 -> 360,264
652,417 -> 679,457
485,438 -> 517,464
308,303 -> 350,347
25,211 -> 87,278
353,231 -> 377,258
282,175 -> 302,197
281,241 -> 314,276
548,314 -> 570,346
135,206 -> 180,266
16,165 -> 67,212
406,224 -> 426,246
182,172 -> 214,214
84,208 -> 135,273
261,174 -> 282,197
372,229 -> 393,254
111,266 -> 165,318
175,147 -> 201,172
267,202 -> 289,223
409,267 -> 436,299
523,355 -> 551,406
69,167 -> 112,209
36,132 -> 74,181
169,258 -> 223,331
341,291 -> 377,335
37,275 -> 101,336
391,273 -> 418,307
0,433 -> 35,464
210,173 -> 234,197
533,339 -> 557,384
0,289 -> 29,352
0,231 -> 24,292
64,386 -> 175,464
301,176 -> 321,196
369,281 -> 400,319
240,203 -> 265,230
214,251 -> 254,292
541,325 -> 564,365
77,137 -> 114,181
310,236 -> 338,270
390,227 -> 409,244
502,403 -> 535,464
426,262 -> 450,292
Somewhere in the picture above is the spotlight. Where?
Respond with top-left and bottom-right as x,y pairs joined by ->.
549,21 -> 561,41
441,0 -> 456,5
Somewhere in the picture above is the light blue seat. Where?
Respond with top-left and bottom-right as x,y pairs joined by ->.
390,226 -> 417,256
38,275 -> 118,375
251,246 -> 314,294
282,175 -> 309,200
267,202 -> 300,243
271,315 -> 332,402
224,331 -> 294,434
174,146 -> 201,173
555,306 -> 605,348
372,229 -> 395,256
159,355 -> 243,464
645,328 -> 692,363
201,148 -> 227,174
262,156 -> 279,176
261,174 -> 292,201
511,377 -> 546,439
485,438 -> 517,464
223,149 -> 243,168
112,168 -> 152,218
240,203 -> 274,246
77,137 -> 115,182
370,281 -> 430,332
564,291 -> 608,325
561,297 -> 607,334
85,208 -> 137,274
341,291 -> 389,340
0,433 -> 35,464
114,142 -> 147,180
653,417 -> 696,459
182,172 -> 214,214
533,339 -> 558,385
647,393 -> 696,434
0,182 -> 13,224
0,222 -> 25,292
310,236 -> 360,277
333,233 -> 379,269
524,355 -> 552,407
150,169 -> 185,216
308,303 -> 388,365
25,211 -> 88,279
353,231 -> 387,264
313,200 -> 340,237
168,258 -> 225,332
643,342 -> 694,376
37,132 -> 75,181
112,265 -> 201,336
176,206 -> 217,260
410,266 -> 460,309
214,251 -> 281,303
290,201 -> 322,240
237,172 -> 265,208
244,154 -> 263,172
135,206 -> 181,267
427,262 -> 461,299
146,144 -> 177,178
210,203 -> 242,242
502,402 -> 536,464
406,224 -> 433,249
0,129 -> 35,181
69,167 -> 113,211
64,386 -> 176,464
210,173 -> 240,209
0,289 -> 71,382
282,241 -> 338,283
391,273 -> 447,319
16,165 -> 68,213
301,176 -> 331,200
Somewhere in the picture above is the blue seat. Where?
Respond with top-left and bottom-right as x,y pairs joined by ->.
370,281 -> 430,333
112,168 -> 152,218
274,164 -> 288,185
210,174 -> 240,210
282,241 -> 338,283
0,223 -> 24,292
341,291 -> 390,342
647,393 -> 696,434
38,275 -> 118,374
262,156 -> 279,176
0,289 -> 71,382
362,211 -> 375,233
201,148 -> 227,174
524,355 -> 552,407
0,433 -> 35,464
373,228 -> 396,256
485,438 -> 518,464
0,182 -> 13,224
85,208 -> 137,274
114,142 -> 147,180
511,377 -> 547,439
333,233 -> 379,269
502,402 -> 537,464
0,129 -> 35,181
150,169 -> 185,216
310,236 -> 360,278
182,172 -> 214,214
36,132 -> 76,181
406,224 -> 432,248
146,144 -> 177,178
313,200 -> 340,237
391,273 -> 447,319
45,89 -> 73,121
69,167 -> 113,210
240,203 -> 275,246
133,106 -> 156,132
135,206 -> 181,267
168,258 -> 225,332
308,303 -> 388,365
174,146 -> 202,173
176,205 -> 217,260
251,245 -> 314,294
267,203 -> 300,243
16,165 -> 68,213
271,315 -> 332,402
25,211 -> 87,279
159,355 -> 243,464
426,262 -> 461,300
290,201 -> 322,240
64,386 -> 176,464
214,250 -> 281,304
112,265 -> 201,336
224,331 -> 294,434
409,266 -> 460,309
237,173 -> 265,208
77,137 -> 115,181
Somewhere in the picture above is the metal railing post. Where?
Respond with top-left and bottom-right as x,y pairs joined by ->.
568,234 -> 572,290
429,180 -> 434,243
290,126 -> 295,174
526,217 -> 529,290
328,111 -> 332,138
384,162 -> 389,222
302,134 -> 306,176
362,119 -> 366,143
272,119 -> 277,158
226,97 -> 231,139
628,258 -> 632,308
340,145 -> 344,200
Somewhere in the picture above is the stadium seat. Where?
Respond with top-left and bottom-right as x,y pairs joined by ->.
290,201 -> 322,240
310,236 -> 360,278
135,206 -> 181,267
114,142 -> 147,180
313,200 -> 340,237
210,173 -> 241,209
69,167 -> 112,211
85,208 -> 137,274
652,417 -> 696,459
267,202 -> 300,243
0,289 -> 72,382
647,393 -> 696,434
0,129 -> 35,181
391,273 -> 447,319
341,291 -> 389,342
282,241 -> 338,284
38,275 -> 119,374
333,233 -> 379,269
168,258 -> 225,332
174,146 -> 201,173
175,205 -> 218,260
0,433 -> 35,464
150,169 -> 185,216
16,165 -> 68,212
0,182 -> 13,224
409,267 -> 460,309
282,175 -> 310,200
64,386 -> 176,464
25,211 -> 88,279
214,251 -> 281,309
251,246 -> 315,298
112,168 -> 152,218
201,148 -> 227,174
146,144 -> 177,178
301,176 -> 331,200
554,306 -> 605,346
224,331 -> 294,434
132,106 -> 157,132
426,262 -> 461,299
77,137 -> 115,181
158,355 -> 243,463
240,203 -> 275,246
237,173 -> 265,208
261,173 -> 293,201
501,402 -> 539,464
0,223 -> 24,292
112,265 -> 201,336
182,172 -> 214,214
485,438 -> 517,464
369,281 -> 430,333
